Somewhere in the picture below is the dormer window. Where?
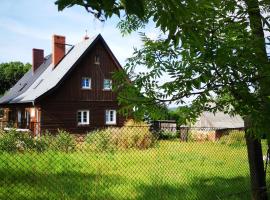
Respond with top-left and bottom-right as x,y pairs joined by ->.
94,55 -> 100,64
103,79 -> 112,90
81,77 -> 91,89
18,83 -> 27,92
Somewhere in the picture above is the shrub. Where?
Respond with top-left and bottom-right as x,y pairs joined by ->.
54,129 -> 76,152
33,133 -> 53,152
0,129 -> 34,152
0,129 -> 77,153
85,129 -> 115,152
113,126 -> 156,149
158,130 -> 178,140
85,121 -> 156,151
218,130 -> 246,147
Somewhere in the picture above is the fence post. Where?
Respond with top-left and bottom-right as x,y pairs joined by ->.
245,124 -> 268,199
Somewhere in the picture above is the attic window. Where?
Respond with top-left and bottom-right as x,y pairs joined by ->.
103,79 -> 112,90
34,79 -> 44,89
94,55 -> 100,64
81,77 -> 91,89
18,83 -> 27,92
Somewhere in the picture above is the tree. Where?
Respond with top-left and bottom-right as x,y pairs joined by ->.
168,106 -> 197,126
55,0 -> 270,199
0,62 -> 31,95
55,0 -> 270,131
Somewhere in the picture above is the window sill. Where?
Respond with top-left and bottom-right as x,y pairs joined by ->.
81,88 -> 91,90
103,89 -> 112,91
106,122 -> 117,125
77,123 -> 90,126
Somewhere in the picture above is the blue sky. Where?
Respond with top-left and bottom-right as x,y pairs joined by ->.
0,0 -> 159,66
0,0 -> 181,107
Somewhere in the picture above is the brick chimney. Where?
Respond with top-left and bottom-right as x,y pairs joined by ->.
52,35 -> 65,68
32,48 -> 44,73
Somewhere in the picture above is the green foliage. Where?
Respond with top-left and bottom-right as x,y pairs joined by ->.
0,129 -> 35,152
114,126 -> 156,149
34,133 -> 54,152
0,129 -> 55,153
85,130 -> 115,152
55,0 -> 270,136
0,62 -> 31,95
54,129 -> 76,152
85,126 -> 156,151
219,131 -> 246,148
168,106 -> 197,126
158,130 -> 178,140
55,0 -> 145,20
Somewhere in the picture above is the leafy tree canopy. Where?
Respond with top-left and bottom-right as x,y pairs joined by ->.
56,0 -> 270,136
0,62 -> 31,95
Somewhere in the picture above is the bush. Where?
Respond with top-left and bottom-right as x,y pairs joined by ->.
218,130 -> 245,147
0,129 -> 77,153
0,129 -> 34,152
85,129 -> 115,152
33,133 -> 53,152
158,130 -> 178,140
54,129 -> 76,152
113,126 -> 156,149
85,120 -> 156,151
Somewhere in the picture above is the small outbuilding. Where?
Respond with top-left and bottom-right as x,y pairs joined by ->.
151,120 -> 177,132
181,111 -> 244,141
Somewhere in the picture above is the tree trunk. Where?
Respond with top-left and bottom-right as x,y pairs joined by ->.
245,131 -> 268,200
244,0 -> 270,198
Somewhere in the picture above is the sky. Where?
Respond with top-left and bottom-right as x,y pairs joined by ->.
0,0 -> 159,66
0,0 -> 181,108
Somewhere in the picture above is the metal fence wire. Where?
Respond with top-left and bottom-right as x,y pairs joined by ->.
0,125 -> 268,199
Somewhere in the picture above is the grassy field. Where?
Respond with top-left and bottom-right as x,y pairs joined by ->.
0,140 -> 253,200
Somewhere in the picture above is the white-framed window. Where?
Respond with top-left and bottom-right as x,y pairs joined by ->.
77,110 -> 90,125
94,55 -> 100,64
105,110 -> 116,125
103,79 -> 112,90
81,77 -> 91,89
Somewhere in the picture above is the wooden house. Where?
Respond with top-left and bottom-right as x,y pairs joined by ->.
0,34 -> 127,134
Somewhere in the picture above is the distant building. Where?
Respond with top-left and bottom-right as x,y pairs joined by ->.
193,111 -> 244,129
152,120 -> 177,132
181,111 -> 244,141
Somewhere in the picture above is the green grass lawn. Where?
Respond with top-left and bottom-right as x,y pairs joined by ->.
0,141 -> 254,200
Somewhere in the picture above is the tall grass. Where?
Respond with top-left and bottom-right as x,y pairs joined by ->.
218,130 -> 246,147
0,140 -> 251,200
85,120 -> 156,151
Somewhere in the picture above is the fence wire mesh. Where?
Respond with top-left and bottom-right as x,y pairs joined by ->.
0,125 -> 268,199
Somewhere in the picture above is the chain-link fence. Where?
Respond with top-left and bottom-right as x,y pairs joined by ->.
0,124 -> 268,199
